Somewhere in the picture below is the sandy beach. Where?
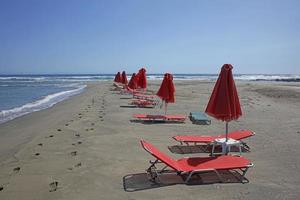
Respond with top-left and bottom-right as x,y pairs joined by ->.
0,80 -> 300,200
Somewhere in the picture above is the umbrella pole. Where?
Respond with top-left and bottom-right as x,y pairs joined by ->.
165,102 -> 168,115
225,122 -> 229,155
225,122 -> 229,142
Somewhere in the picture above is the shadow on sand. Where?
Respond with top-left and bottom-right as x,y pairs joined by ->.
123,171 -> 247,192
120,105 -> 154,109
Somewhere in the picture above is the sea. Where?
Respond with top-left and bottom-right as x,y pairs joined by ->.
0,74 -> 299,124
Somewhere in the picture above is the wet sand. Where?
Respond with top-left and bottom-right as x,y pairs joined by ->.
0,80 -> 299,200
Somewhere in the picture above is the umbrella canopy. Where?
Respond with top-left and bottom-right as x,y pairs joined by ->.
128,73 -> 138,89
205,64 -> 242,142
156,73 -> 175,103
156,73 -> 175,114
114,72 -> 122,83
121,71 -> 128,85
205,64 -> 242,121
136,68 -> 147,89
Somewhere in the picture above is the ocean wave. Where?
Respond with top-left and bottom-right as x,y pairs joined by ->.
234,74 -> 300,81
0,85 -> 86,124
0,76 -> 46,81
147,74 -> 300,82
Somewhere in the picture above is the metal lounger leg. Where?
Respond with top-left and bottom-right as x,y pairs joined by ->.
184,169 -> 223,183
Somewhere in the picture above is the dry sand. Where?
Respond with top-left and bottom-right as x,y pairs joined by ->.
0,80 -> 300,200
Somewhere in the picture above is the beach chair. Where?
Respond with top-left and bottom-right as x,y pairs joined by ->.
173,130 -> 255,150
130,99 -> 158,108
189,112 -> 211,125
132,114 -> 186,123
133,93 -> 156,100
141,140 -> 253,183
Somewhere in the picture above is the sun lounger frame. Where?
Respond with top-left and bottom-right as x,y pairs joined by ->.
146,158 -> 253,184
173,130 -> 255,151
141,140 -> 253,184
132,114 -> 186,123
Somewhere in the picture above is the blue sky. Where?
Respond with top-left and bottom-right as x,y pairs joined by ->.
0,0 -> 299,74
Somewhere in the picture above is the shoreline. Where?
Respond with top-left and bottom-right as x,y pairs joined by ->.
0,83 -> 95,163
0,80 -> 299,199
0,84 -> 87,124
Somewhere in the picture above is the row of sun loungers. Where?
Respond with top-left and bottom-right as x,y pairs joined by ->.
113,82 -> 254,185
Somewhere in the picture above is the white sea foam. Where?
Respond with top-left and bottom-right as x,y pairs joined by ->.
0,85 -> 86,124
0,76 -> 46,81
234,74 -> 300,81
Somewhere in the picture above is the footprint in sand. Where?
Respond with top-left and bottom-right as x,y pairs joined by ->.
70,151 -> 77,156
49,181 -> 58,192
67,162 -> 82,170
74,162 -> 82,167
72,141 -> 82,146
13,167 -> 21,173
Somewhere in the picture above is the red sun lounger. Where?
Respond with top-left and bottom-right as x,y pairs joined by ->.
133,114 -> 186,123
141,140 -> 253,183
130,99 -> 158,108
173,130 -> 255,150
133,93 -> 156,100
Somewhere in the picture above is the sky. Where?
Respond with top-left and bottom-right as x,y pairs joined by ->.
0,0 -> 299,74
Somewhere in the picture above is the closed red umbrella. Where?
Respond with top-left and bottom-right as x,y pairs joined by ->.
128,73 -> 138,89
114,72 -> 122,83
136,68 -> 147,89
156,73 -> 175,114
205,64 -> 242,142
121,71 -> 128,85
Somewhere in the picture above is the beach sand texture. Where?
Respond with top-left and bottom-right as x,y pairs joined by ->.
0,80 -> 300,200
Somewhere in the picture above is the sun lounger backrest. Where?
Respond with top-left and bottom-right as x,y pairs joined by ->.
141,140 -> 180,171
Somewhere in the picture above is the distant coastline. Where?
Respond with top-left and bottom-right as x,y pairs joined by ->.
1,73 -> 299,82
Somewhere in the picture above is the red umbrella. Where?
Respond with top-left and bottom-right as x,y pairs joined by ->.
205,64 -> 242,142
136,68 -> 147,89
156,73 -> 175,114
114,72 -> 122,83
121,71 -> 128,85
128,73 -> 138,89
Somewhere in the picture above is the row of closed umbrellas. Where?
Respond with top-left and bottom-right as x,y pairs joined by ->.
114,64 -> 242,142
114,68 -> 147,89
